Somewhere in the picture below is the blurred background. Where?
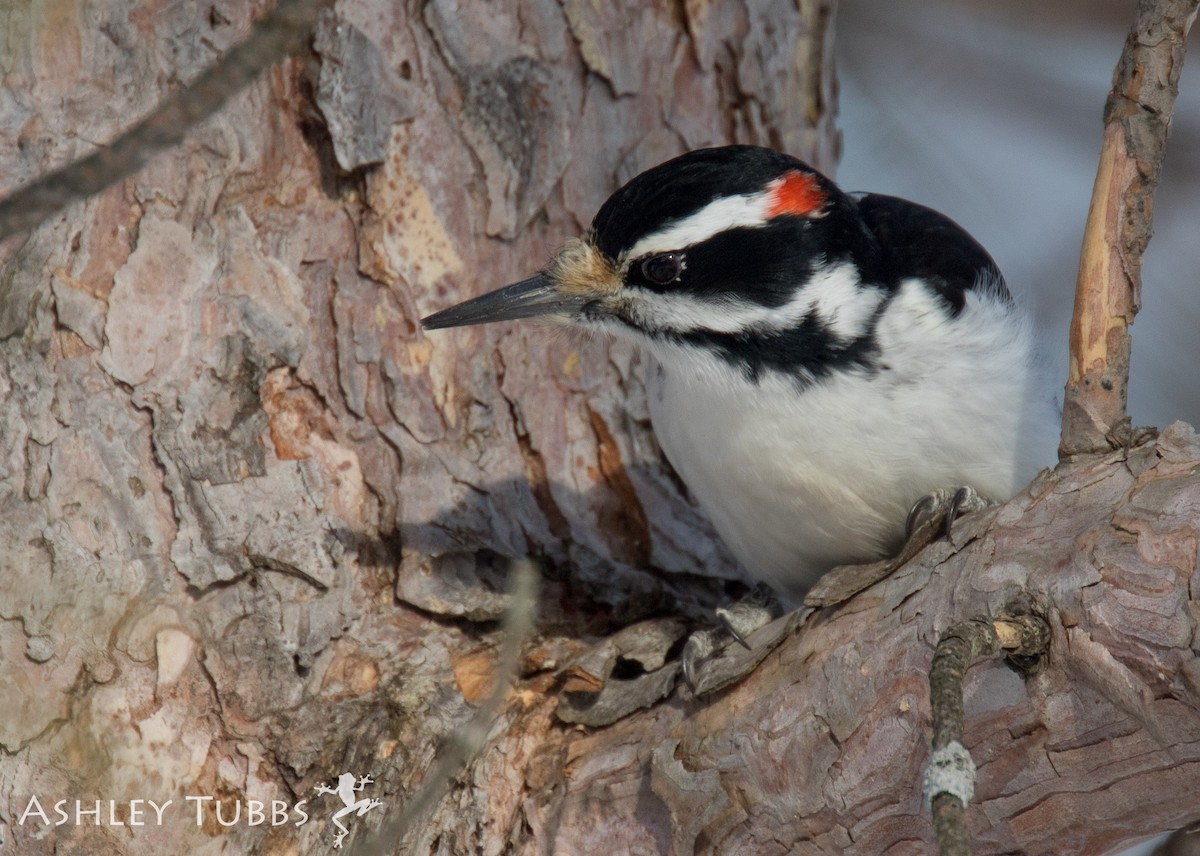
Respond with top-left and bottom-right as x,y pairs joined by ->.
836,0 -> 1200,431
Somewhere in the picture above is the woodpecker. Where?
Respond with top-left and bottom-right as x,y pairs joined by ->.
422,145 -> 1059,603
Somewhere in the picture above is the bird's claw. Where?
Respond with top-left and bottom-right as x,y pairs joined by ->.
681,630 -> 718,691
905,486 -> 991,541
682,583 -> 782,692
715,582 -> 780,649
904,494 -> 935,540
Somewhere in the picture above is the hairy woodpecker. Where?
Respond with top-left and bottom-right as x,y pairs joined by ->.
422,145 -> 1059,601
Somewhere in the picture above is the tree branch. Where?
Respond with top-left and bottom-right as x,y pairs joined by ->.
1061,0 -> 1200,454
0,0 -> 323,241
358,559 -> 539,854
925,615 -> 1050,856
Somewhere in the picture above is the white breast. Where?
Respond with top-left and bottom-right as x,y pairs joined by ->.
644,282 -> 1059,598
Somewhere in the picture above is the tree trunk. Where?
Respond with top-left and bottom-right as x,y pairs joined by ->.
1,1 -> 1197,855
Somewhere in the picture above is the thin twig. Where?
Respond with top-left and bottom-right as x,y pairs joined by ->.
0,0 -> 324,241
1148,818 -> 1200,855
925,615 -> 1050,856
353,558 -> 540,855
1061,0 -> 1200,455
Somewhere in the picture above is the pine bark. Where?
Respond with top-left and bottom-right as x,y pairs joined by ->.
1,2 -> 1197,855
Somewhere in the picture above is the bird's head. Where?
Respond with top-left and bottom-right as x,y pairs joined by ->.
422,146 -> 888,380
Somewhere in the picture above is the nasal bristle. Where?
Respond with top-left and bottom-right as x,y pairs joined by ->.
766,171 -> 826,219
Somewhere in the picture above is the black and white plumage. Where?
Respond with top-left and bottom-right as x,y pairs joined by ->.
423,145 -> 1059,599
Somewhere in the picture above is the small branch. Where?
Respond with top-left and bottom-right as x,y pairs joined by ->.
925,614 -> 1050,856
1061,0 -> 1200,455
0,0 -> 324,241
1149,818 -> 1200,855
356,558 -> 540,855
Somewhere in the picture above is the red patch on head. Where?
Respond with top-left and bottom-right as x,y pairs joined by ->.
766,170 -> 826,218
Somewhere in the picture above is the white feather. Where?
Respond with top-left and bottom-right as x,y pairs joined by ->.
640,281 -> 1060,598
620,262 -> 884,339
625,190 -> 774,261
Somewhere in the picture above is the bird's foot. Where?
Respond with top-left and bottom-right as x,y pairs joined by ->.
905,486 -> 992,542
715,582 -> 782,648
805,486 -> 996,610
682,583 -> 801,696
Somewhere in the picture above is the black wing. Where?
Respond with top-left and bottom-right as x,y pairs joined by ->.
853,192 -> 1009,316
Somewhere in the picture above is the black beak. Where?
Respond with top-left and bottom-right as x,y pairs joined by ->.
421,273 -> 588,330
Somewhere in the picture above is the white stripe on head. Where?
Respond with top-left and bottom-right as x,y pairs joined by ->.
623,169 -> 828,262
619,262 -> 881,339
624,190 -> 774,261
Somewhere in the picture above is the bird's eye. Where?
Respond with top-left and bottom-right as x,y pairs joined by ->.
640,252 -> 686,286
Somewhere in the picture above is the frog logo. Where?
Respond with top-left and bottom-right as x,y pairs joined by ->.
313,773 -> 383,848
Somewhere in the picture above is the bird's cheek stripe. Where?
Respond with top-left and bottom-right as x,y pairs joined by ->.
767,171 -> 827,218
